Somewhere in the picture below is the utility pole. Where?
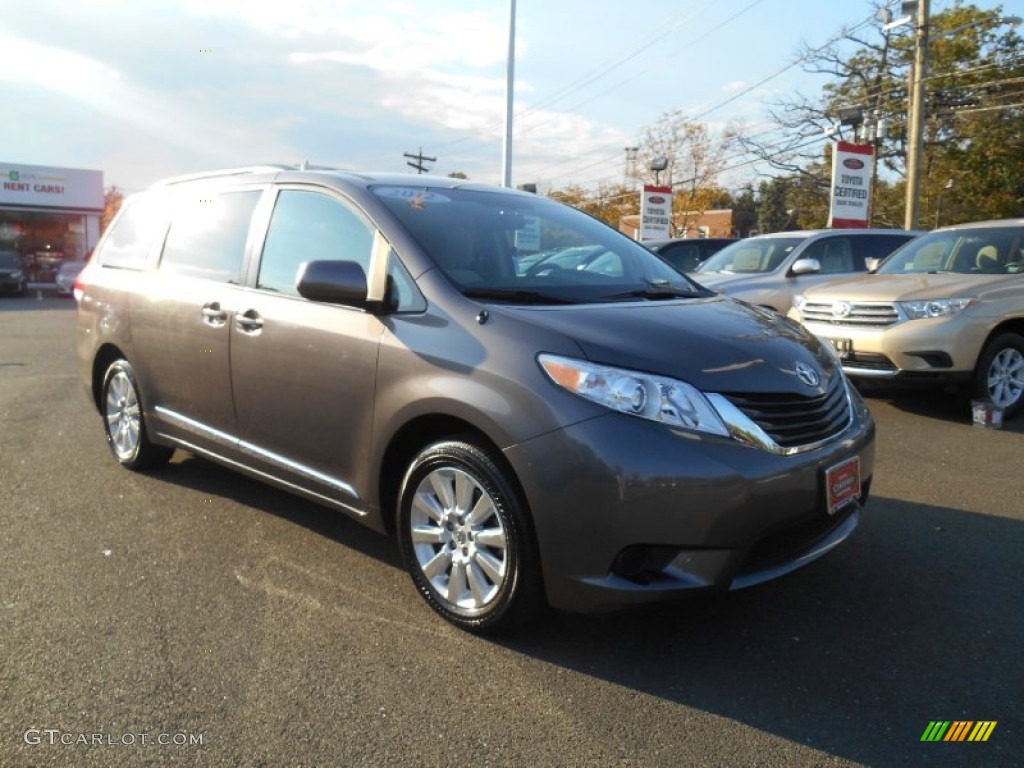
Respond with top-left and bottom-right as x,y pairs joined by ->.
904,0 -> 929,230
404,148 -> 436,174
624,147 -> 639,185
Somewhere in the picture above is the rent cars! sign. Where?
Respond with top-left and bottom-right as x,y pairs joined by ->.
0,162 -> 104,211
827,142 -> 873,228
640,185 -> 672,240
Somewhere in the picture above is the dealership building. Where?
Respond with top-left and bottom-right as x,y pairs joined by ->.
0,161 -> 104,281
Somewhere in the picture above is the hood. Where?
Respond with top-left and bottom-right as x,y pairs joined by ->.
497,296 -> 840,396
801,272 -> 1017,302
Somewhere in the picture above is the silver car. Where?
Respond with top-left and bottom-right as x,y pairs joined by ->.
693,229 -> 920,314
76,166 -> 874,633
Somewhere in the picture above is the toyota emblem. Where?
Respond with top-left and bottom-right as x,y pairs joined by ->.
795,361 -> 820,387
831,301 -> 852,319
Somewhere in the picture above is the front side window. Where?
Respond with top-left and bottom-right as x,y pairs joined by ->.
160,189 -> 261,282
801,237 -> 856,274
258,189 -> 374,296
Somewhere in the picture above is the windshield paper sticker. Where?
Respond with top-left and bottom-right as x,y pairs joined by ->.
373,187 -> 451,207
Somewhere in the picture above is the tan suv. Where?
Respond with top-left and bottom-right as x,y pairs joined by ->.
791,219 -> 1024,417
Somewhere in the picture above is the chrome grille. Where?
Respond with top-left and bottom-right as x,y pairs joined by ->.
722,376 -> 851,449
801,301 -> 900,327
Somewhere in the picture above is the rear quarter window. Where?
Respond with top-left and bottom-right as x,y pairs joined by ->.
96,194 -> 168,270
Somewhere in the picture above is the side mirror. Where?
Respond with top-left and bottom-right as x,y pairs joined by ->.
296,260 -> 369,307
865,257 -> 881,273
790,257 -> 821,276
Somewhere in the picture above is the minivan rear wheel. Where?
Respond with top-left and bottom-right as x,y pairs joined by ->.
101,360 -> 174,470
973,333 -> 1024,418
396,440 -> 543,634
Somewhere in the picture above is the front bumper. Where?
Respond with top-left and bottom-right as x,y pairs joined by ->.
504,391 -> 875,612
0,275 -> 25,294
800,314 -> 988,381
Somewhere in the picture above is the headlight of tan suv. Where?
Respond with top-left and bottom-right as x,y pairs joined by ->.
898,298 -> 976,320
538,353 -> 730,436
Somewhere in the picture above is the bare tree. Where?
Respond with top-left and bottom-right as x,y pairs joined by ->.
629,109 -> 736,234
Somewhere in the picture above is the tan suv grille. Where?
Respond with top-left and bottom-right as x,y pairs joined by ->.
723,376 -> 851,448
801,301 -> 899,327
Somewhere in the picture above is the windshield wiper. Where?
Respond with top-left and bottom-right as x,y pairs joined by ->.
461,288 -> 580,305
600,285 -> 710,301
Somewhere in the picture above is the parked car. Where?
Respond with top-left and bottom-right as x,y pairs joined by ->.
645,237 -> 737,273
692,229 -> 920,314
0,250 -> 27,296
55,260 -> 86,296
76,166 -> 874,633
643,237 -> 741,274
790,219 -> 1024,417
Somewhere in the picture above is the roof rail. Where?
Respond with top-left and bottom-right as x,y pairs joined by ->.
150,164 -> 295,187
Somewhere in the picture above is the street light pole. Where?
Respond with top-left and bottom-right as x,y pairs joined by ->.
904,0 -> 929,230
501,0 -> 516,188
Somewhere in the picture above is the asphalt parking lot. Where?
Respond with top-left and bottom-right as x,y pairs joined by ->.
1,297 -> 1021,767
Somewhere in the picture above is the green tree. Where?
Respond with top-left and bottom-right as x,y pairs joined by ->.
737,2 -> 1024,227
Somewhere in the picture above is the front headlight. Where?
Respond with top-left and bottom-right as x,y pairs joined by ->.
898,298 -> 976,320
538,353 -> 729,436
10,271 -> 23,280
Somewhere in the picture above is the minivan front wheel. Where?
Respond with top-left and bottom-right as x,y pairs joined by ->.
973,333 -> 1024,418
101,360 -> 173,470
396,440 -> 542,633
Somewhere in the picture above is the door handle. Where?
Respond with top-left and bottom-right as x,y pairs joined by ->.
235,309 -> 264,333
201,302 -> 227,326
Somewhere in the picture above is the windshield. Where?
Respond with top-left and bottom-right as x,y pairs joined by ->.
374,186 -> 709,304
695,237 -> 805,274
877,227 -> 1024,275
0,252 -> 21,269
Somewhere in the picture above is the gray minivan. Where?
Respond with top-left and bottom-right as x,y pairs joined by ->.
76,166 -> 874,633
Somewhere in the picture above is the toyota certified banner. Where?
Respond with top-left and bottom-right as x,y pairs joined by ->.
639,185 -> 673,240
827,141 -> 874,228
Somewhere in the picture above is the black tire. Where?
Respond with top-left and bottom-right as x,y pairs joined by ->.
100,360 -> 174,470
396,440 -> 544,634
972,333 -> 1024,419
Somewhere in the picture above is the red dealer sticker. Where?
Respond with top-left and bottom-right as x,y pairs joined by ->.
825,456 -> 861,515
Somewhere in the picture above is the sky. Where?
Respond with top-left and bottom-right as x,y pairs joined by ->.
2,0 -> 1022,195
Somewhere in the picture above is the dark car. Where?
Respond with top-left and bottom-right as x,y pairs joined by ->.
76,166 -> 874,633
0,250 -> 27,296
646,237 -> 738,273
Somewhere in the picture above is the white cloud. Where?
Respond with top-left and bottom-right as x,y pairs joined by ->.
0,35 -> 121,95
